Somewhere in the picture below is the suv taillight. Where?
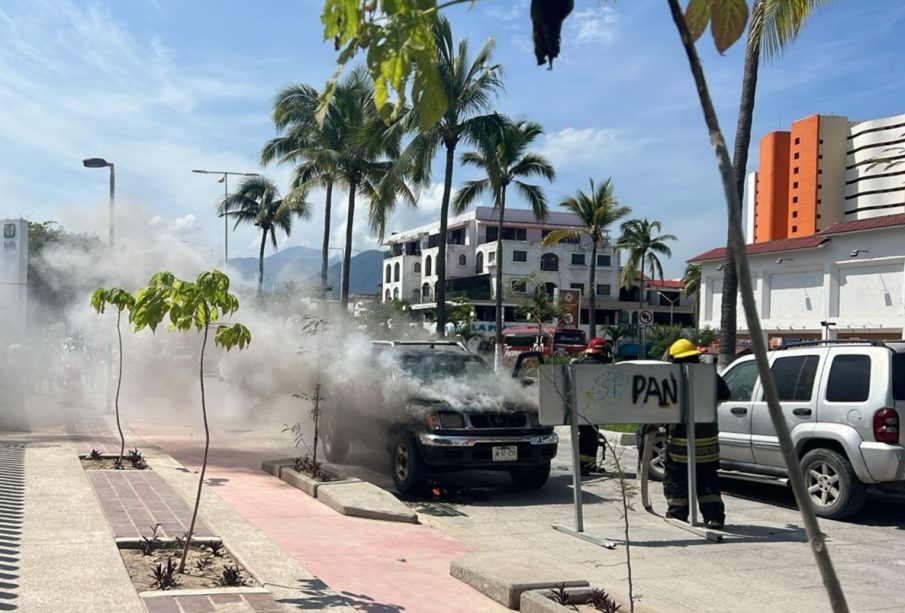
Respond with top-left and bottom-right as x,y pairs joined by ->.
873,408 -> 900,444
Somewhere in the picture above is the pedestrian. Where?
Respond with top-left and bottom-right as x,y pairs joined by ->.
571,337 -> 612,476
662,338 -> 730,529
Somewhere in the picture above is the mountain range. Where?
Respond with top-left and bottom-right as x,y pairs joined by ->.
228,246 -> 384,298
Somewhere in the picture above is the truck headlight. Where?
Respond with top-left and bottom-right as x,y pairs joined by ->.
425,412 -> 441,430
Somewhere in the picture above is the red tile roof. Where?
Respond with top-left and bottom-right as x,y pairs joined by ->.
817,212 -> 905,235
648,279 -> 684,289
689,235 -> 830,262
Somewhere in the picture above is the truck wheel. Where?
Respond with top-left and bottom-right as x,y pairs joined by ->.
800,448 -> 867,520
647,433 -> 666,482
510,461 -> 551,489
321,416 -> 349,464
391,433 -> 427,495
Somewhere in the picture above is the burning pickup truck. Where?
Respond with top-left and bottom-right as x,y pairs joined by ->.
320,340 -> 558,494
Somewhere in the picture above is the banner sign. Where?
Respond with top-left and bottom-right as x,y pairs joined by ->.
538,362 -> 718,425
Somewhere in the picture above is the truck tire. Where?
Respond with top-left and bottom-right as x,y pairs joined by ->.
800,448 -> 867,520
510,461 -> 551,489
647,433 -> 666,482
321,416 -> 349,464
391,432 -> 427,495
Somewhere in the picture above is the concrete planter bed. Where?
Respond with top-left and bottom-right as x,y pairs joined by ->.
262,458 -> 419,524
521,587 -> 655,613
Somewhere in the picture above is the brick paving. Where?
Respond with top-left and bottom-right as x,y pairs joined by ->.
88,470 -> 215,540
65,407 -> 117,453
142,592 -> 285,612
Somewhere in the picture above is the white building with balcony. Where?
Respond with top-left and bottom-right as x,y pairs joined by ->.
381,207 -> 694,336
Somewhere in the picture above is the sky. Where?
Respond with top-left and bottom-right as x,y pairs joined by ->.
1,0 -> 904,278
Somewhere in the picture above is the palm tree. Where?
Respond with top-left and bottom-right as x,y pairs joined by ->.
404,17 -> 505,336
719,0 -> 832,368
618,218 -> 676,329
261,83 -> 339,300
541,178 -> 631,338
682,262 -> 702,323
218,176 -> 310,295
452,118 -> 555,370
601,323 -> 630,356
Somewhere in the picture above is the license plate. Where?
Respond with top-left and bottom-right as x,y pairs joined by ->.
492,446 -> 518,462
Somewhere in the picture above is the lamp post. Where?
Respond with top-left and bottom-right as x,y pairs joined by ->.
656,290 -> 680,326
82,157 -> 115,415
820,320 -> 837,340
192,170 -> 260,267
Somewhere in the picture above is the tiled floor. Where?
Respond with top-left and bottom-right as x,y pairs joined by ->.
142,591 -> 285,613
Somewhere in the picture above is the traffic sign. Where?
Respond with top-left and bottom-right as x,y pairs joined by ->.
639,309 -> 654,325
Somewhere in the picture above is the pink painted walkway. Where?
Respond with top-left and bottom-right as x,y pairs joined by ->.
130,422 -> 507,613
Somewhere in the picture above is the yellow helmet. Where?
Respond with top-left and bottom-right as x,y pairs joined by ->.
668,338 -> 701,360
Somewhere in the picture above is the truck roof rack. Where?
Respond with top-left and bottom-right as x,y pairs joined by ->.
774,339 -> 889,351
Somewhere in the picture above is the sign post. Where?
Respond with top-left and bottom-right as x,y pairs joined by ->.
539,361 -> 721,544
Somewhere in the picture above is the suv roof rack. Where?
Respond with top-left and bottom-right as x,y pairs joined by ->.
775,339 -> 889,350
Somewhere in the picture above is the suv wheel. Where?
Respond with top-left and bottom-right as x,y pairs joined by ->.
321,415 -> 349,464
647,433 -> 666,482
510,461 -> 551,489
391,433 -> 427,495
800,448 -> 867,520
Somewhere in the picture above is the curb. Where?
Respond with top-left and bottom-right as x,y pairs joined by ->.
261,458 -> 418,524
599,429 -> 636,446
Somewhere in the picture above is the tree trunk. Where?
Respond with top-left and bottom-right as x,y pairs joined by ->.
321,179 -> 333,300
436,145 -> 456,337
589,241 -> 598,338
494,189 -> 507,371
257,228 -> 267,296
719,0 -> 764,370
638,249 -> 646,357
178,308 -> 210,574
115,309 -> 125,466
666,3 -> 849,611
341,182 -> 357,311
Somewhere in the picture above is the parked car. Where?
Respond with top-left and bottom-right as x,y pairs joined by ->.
646,340 -> 905,519
321,340 -> 558,494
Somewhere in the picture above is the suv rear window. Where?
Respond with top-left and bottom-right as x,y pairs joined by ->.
893,353 -> 905,400
772,355 -> 819,402
826,355 -> 871,402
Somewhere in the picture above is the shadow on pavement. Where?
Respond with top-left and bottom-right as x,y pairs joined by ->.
277,578 -> 405,611
0,443 -> 24,611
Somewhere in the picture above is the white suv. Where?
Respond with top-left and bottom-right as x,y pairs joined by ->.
649,340 -> 905,519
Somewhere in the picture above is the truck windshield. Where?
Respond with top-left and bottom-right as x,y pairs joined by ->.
553,331 -> 586,345
398,353 -> 491,382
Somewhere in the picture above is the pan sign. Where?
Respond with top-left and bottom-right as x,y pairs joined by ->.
538,362 -> 718,425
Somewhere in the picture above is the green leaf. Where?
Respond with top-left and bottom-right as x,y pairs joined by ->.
684,0 -> 712,42
710,0 -> 748,54
90,288 -> 107,314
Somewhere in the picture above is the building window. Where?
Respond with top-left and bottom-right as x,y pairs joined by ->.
597,254 -> 612,267
596,284 -> 611,296
817,199 -> 822,204
422,283 -> 431,301
792,211 -> 798,218
571,253 -> 586,266
393,262 -> 400,282
794,137 -> 800,145
817,214 -> 821,220
793,167 -> 799,175
414,261 -> 421,274
542,229 -> 579,244
544,282 -> 557,298
487,227 -> 527,242
819,154 -> 823,160
425,255 -> 432,276
540,253 -> 559,271
458,253 -> 467,266
818,183 -> 822,189
792,196 -> 798,203
512,250 -> 528,263
818,169 -> 823,175
488,251 -> 496,264
385,265 -> 391,283
794,152 -> 800,160
475,252 -> 484,273
393,287 -> 399,300
511,279 -> 527,293
819,139 -> 823,144
385,289 -> 391,301
570,283 -> 585,294
793,181 -> 799,189
792,225 -> 798,232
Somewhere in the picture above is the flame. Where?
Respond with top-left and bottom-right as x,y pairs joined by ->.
431,486 -> 442,499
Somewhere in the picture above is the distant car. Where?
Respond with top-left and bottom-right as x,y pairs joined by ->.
645,340 -> 905,519
321,340 -> 558,494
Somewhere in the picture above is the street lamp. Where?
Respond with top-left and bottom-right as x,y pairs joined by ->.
656,291 -> 680,326
82,156 -> 115,415
192,170 -> 260,267
820,320 -> 837,340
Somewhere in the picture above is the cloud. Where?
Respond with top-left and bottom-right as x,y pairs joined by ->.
568,7 -> 619,46
539,126 -> 643,170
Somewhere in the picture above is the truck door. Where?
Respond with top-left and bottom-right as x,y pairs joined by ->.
750,352 -> 823,468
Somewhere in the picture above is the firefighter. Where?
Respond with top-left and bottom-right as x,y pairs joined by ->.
663,338 -> 731,529
571,337 -> 611,475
